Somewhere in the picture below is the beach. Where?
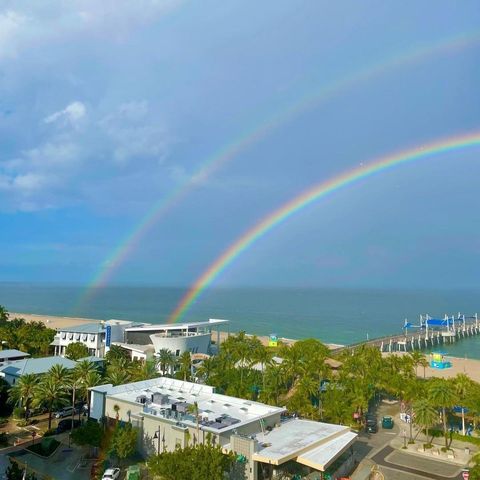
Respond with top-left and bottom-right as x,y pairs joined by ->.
12,311 -> 480,377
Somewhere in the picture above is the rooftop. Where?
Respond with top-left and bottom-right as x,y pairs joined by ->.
112,343 -> 155,354
126,318 -> 229,332
91,376 -> 284,433
252,419 -> 352,465
0,356 -> 77,376
58,322 -> 105,334
0,349 -> 30,360
78,356 -> 105,363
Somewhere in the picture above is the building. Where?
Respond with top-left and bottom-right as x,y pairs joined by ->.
89,377 -> 356,479
0,356 -> 77,385
0,349 -> 30,362
51,319 -> 147,358
122,319 -> 228,358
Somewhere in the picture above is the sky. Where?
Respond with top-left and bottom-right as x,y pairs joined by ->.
0,0 -> 479,289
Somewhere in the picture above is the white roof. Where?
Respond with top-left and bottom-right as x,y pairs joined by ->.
126,318 -> 229,332
296,430 -> 357,471
91,376 -> 284,433
112,342 -> 154,354
252,419 -> 353,466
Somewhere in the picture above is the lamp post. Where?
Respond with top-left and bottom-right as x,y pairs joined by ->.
402,429 -> 407,449
153,426 -> 161,455
31,430 -> 37,446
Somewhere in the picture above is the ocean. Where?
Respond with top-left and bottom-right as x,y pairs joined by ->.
1,283 -> 479,358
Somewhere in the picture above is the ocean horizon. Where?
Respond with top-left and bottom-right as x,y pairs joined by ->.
1,282 -> 480,358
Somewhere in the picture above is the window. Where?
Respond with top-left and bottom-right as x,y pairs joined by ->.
75,334 -> 81,341
61,333 -> 66,340
90,335 -> 96,342
175,350 -> 180,357
82,334 -> 88,341
69,333 -> 74,340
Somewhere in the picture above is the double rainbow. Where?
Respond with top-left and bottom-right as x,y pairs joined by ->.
76,31 -> 479,311
168,131 -> 480,323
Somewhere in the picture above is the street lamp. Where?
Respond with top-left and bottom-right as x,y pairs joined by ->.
153,426 -> 161,455
31,430 -> 37,446
402,429 -> 407,449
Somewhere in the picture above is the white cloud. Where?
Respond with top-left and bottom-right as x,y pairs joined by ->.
44,101 -> 86,127
0,10 -> 26,60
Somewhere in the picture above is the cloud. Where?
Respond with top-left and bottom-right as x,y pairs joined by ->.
44,101 -> 87,127
0,10 -> 26,60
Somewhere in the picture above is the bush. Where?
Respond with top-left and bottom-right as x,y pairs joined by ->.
26,438 -> 60,457
0,432 -> 7,446
0,417 -> 8,425
16,419 -> 31,427
13,407 -> 24,419
43,428 -> 57,437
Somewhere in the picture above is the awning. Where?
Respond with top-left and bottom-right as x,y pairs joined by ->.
296,430 -> 357,471
50,338 -> 60,346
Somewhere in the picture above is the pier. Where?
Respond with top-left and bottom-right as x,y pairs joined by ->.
335,313 -> 480,353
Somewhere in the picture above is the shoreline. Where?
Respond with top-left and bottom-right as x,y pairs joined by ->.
11,311 -> 344,350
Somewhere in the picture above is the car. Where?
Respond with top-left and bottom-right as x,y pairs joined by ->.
102,468 -> 121,480
54,406 -> 77,419
56,419 -> 81,433
382,415 -> 394,429
366,418 -> 378,433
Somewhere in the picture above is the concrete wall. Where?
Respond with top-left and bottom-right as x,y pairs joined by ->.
55,331 -> 104,357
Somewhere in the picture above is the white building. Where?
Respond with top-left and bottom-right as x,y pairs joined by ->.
123,319 -> 228,358
51,319 -> 148,358
89,377 -> 356,480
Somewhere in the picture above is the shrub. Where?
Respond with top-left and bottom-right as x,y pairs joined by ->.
43,428 -> 57,437
0,417 -> 8,425
16,419 -> 31,427
13,407 -> 24,419
26,438 -> 60,457
0,432 -> 7,446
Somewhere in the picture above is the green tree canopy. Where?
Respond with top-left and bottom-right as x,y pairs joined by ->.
71,420 -> 103,448
147,443 -> 236,480
110,423 -> 138,464
65,342 -> 89,360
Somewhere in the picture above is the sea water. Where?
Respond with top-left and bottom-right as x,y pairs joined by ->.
0,282 -> 479,358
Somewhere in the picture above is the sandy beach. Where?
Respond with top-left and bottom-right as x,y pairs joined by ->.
11,312 -> 103,330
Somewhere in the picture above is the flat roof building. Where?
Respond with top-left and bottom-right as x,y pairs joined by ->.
0,356 -> 77,385
89,377 -> 356,479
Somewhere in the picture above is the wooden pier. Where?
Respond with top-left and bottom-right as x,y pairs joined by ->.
334,314 -> 480,354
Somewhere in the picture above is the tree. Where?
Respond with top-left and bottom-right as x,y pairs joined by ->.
71,420 -> 103,453
187,401 -> 200,445
408,351 -> 427,377
156,348 -> 175,375
65,342 -> 89,360
73,360 -> 101,418
413,398 -> 438,446
34,375 -> 69,430
0,305 -> 9,324
105,345 -> 130,363
83,370 -> 103,417
178,352 -> 192,382
454,373 -> 474,435
8,373 -> 39,418
147,443 -> 236,480
106,366 -> 131,386
5,459 -> 37,480
429,379 -> 456,449
110,423 -> 138,465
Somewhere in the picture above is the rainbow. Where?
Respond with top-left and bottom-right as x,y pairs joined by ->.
167,131 -> 480,323
76,31 -> 479,310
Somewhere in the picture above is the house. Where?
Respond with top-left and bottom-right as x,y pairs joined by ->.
0,356 -> 77,385
51,319 -> 147,358
0,349 -> 30,362
89,377 -> 356,480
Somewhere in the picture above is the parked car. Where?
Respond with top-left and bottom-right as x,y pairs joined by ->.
382,415 -> 394,429
366,418 -> 378,433
54,406 -> 77,418
56,419 -> 81,433
102,468 -> 121,480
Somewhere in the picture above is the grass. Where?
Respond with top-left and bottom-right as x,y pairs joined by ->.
26,438 -> 60,458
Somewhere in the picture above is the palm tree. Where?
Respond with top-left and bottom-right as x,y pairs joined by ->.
429,379 -> 456,449
195,357 -> 216,384
83,370 -> 102,417
130,360 -> 158,382
49,364 -> 73,386
408,351 -> 427,377
454,373 -> 473,435
34,376 -> 69,430
187,401 -> 200,445
156,349 -> 175,376
251,346 -> 274,391
8,373 -> 39,418
113,404 -> 121,422
178,352 -> 192,382
105,367 -> 131,386
413,398 -> 438,446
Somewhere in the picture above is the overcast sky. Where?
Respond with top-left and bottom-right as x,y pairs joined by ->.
1,0 -> 479,288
